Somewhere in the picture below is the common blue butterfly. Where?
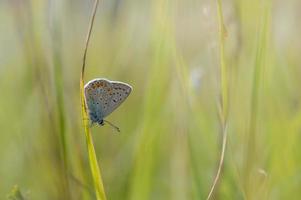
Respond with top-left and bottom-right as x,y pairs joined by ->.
84,78 -> 132,131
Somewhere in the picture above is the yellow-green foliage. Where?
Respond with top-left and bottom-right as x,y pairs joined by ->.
1,0 -> 300,199
7,185 -> 25,200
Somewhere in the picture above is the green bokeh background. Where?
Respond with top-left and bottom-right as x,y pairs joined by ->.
1,0 -> 300,199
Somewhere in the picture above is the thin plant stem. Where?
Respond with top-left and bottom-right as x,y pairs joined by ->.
80,0 -> 107,200
81,0 -> 99,80
206,0 -> 228,199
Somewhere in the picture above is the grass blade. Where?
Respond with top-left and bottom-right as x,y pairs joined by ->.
80,0 -> 107,199
80,81 -> 106,200
243,1 -> 270,198
206,0 -> 228,199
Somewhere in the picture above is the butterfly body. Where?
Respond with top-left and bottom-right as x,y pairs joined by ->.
84,78 -> 132,126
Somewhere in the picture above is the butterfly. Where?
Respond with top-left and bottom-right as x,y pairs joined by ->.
84,78 -> 132,132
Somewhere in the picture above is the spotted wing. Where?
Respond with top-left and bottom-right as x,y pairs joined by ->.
101,81 -> 132,118
84,78 -> 132,121
84,79 -> 112,122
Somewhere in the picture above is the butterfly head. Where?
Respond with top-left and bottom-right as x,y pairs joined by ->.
98,119 -> 104,126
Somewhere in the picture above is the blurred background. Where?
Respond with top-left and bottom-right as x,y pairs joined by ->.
1,0 -> 301,199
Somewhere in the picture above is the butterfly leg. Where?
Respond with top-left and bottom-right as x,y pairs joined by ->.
89,121 -> 96,128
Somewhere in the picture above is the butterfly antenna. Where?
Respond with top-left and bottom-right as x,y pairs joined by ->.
104,120 -> 120,132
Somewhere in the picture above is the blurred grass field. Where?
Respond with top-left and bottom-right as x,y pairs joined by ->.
1,0 -> 301,199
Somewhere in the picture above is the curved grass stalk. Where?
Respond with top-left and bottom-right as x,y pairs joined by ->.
80,0 -> 107,199
206,0 -> 228,199
243,2 -> 270,198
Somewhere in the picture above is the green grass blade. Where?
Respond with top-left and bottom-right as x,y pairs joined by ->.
206,0 -> 228,199
80,0 -> 106,199
243,1 -> 270,198
80,80 -> 107,200
52,22 -> 71,200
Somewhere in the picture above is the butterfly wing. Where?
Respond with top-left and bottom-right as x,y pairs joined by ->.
84,79 -> 112,122
84,78 -> 132,122
101,81 -> 132,118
